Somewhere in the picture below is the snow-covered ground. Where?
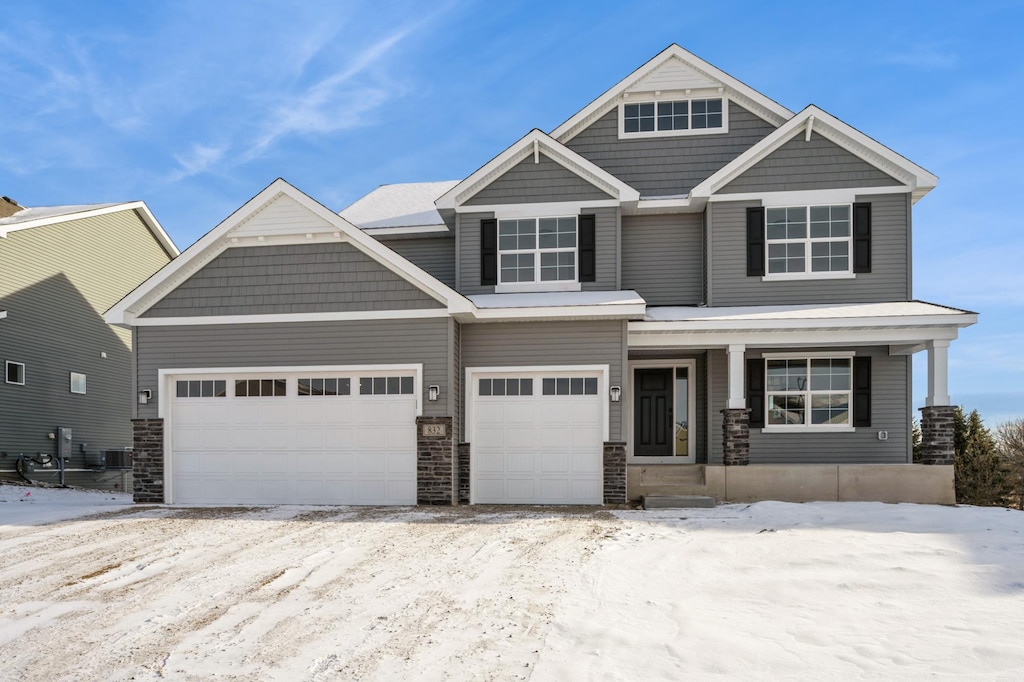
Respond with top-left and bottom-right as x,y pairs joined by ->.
1,487 -> 1022,681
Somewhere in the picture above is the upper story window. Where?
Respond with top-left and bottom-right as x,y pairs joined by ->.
498,217 -> 577,285
6,361 -> 25,385
765,205 -> 851,277
620,96 -> 726,138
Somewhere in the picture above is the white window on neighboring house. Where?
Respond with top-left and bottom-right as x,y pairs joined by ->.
70,372 -> 87,394
766,205 -> 851,276
766,357 -> 852,427
6,361 -> 25,385
498,217 -> 578,285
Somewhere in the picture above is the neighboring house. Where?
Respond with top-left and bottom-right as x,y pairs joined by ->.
1,196 -> 177,489
106,45 -> 976,507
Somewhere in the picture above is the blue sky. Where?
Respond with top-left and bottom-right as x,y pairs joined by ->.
1,1 -> 1021,421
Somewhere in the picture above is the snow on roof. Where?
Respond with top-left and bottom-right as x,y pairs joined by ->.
340,181 -> 459,229
469,290 -> 645,309
0,203 -> 121,226
644,301 -> 973,322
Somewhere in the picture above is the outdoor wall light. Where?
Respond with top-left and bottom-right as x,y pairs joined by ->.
609,386 -> 621,402
428,385 -> 440,402
138,389 -> 152,405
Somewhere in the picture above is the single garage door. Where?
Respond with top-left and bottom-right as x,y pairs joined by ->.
168,369 -> 418,505
470,369 -> 606,504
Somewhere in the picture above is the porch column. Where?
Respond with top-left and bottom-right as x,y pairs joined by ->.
920,340 -> 955,465
722,344 -> 750,466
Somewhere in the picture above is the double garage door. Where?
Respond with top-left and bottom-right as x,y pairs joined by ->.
168,369 -> 418,505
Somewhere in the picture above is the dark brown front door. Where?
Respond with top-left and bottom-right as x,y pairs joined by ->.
634,368 -> 673,456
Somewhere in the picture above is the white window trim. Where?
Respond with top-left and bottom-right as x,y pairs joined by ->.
70,372 -> 87,395
626,359 -> 697,464
764,204 -> 854,279
497,215 -> 579,288
618,93 -> 729,139
5,361 -> 25,385
762,354 -> 855,432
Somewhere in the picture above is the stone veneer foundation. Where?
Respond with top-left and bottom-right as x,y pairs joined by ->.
721,408 -> 750,466
603,441 -> 627,504
919,405 -> 956,465
416,416 -> 455,505
457,443 -> 471,504
132,418 -> 164,503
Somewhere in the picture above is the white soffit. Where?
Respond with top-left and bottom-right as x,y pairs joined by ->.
435,130 -> 640,210
551,44 -> 794,144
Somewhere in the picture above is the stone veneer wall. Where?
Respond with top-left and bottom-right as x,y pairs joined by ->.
457,443 -> 471,504
132,418 -> 164,503
919,405 -> 956,465
603,441 -> 626,504
722,409 -> 750,466
416,416 -> 455,505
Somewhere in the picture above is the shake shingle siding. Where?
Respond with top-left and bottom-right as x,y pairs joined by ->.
565,102 -> 776,197
709,193 -> 910,306
718,133 -> 904,193
621,213 -> 702,304
463,154 -> 613,205
379,235 -> 456,289
143,242 -> 442,317
135,318 -> 451,419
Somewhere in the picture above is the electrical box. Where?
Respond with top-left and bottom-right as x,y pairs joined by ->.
105,448 -> 133,469
57,427 -> 72,460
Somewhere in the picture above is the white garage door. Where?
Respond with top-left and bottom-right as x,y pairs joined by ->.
168,369 -> 418,505
470,370 -> 606,504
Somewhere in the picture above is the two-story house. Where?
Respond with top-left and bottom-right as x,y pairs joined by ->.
106,46 -> 975,506
1,196 -> 177,490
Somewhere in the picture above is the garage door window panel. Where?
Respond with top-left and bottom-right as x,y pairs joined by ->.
236,378 -> 286,397
298,377 -> 351,396
176,380 -> 227,398
360,376 -> 414,395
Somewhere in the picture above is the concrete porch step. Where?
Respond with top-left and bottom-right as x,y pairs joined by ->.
642,494 -> 716,509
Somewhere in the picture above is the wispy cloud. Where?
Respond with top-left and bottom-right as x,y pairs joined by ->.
169,143 -> 228,181
877,42 -> 959,70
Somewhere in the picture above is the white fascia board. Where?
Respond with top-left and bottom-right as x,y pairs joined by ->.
130,308 -> 451,327
628,325 -> 964,349
467,302 -> 647,323
550,44 -> 794,143
435,130 -> 639,210
630,311 -> 977,333
470,199 -> 620,217
708,185 -> 913,205
106,179 -> 474,325
362,225 -> 451,237
0,201 -> 179,256
692,106 -> 937,202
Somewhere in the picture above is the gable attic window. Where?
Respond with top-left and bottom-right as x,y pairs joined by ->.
620,96 -> 726,138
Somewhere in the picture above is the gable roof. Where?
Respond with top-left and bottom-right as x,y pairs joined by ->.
550,44 -> 794,143
435,129 -> 640,210
0,201 -> 179,257
105,179 -> 473,325
341,180 -> 458,233
691,105 -> 938,203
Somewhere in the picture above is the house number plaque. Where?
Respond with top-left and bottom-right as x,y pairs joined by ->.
421,424 -> 447,437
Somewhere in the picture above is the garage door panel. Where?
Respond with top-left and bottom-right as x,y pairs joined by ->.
474,451 -> 505,473
505,478 -> 536,500
170,370 -> 417,505
506,451 -> 536,473
505,429 -> 537,448
540,452 -> 570,473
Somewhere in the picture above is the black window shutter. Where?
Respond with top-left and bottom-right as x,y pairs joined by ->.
853,202 -> 871,273
481,218 -> 497,285
579,214 -> 596,283
853,356 -> 872,427
747,358 -> 765,428
746,207 -> 765,276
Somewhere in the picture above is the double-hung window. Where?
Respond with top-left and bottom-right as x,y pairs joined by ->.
766,205 -> 851,276
498,217 -> 577,285
766,357 -> 852,427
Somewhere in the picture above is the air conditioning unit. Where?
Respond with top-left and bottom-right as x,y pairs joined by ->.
105,448 -> 133,469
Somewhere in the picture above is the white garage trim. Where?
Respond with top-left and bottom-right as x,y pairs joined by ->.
158,364 -> 422,504
464,365 -> 610,444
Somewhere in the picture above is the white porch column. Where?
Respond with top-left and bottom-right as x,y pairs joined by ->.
727,344 -> 746,409
925,340 -> 951,407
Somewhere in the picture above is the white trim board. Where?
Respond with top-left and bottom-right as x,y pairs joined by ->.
625,359 -> 697,464
129,308 -> 450,326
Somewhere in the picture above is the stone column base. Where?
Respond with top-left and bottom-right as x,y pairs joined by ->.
416,416 -> 455,505
132,418 -> 164,504
603,442 -> 627,504
722,408 -> 750,466
919,405 -> 956,465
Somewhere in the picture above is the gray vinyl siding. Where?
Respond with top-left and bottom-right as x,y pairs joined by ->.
456,207 -> 618,295
718,132 -> 903,194
144,242 -> 442,317
565,101 -> 776,197
708,193 -> 910,306
461,320 -> 625,440
0,210 -> 172,469
627,350 -> 709,463
621,213 -> 703,305
378,235 -> 456,289
135,318 -> 452,419
463,154 -> 613,205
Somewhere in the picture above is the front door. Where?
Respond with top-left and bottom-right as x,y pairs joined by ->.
634,368 -> 673,456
